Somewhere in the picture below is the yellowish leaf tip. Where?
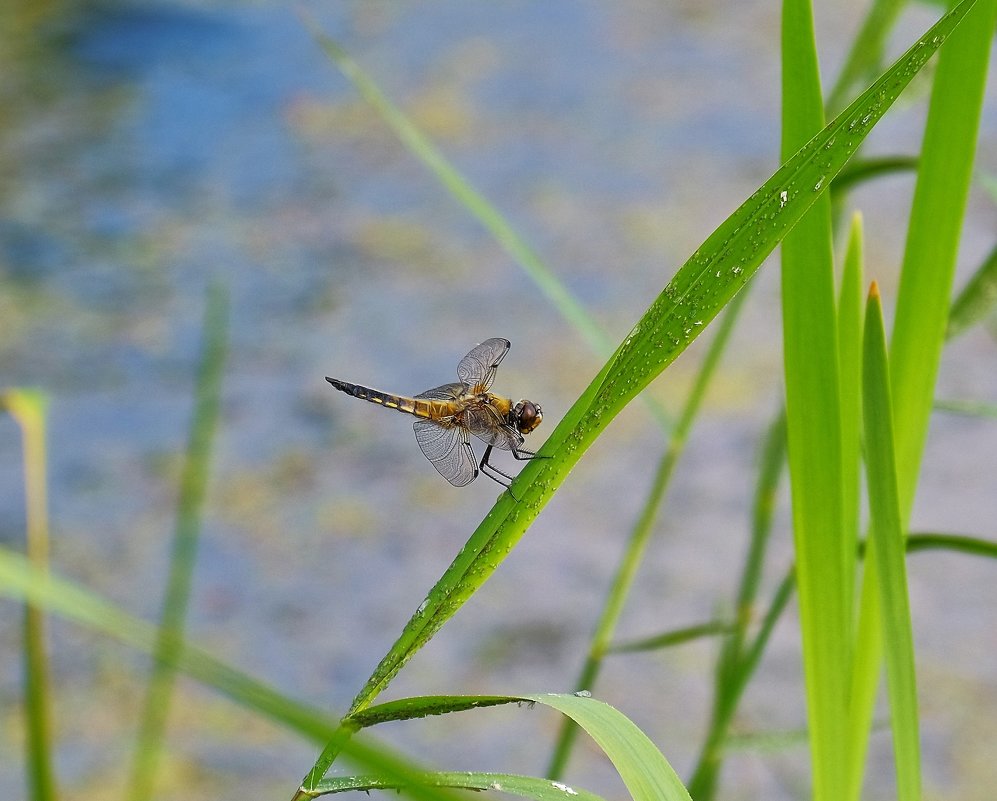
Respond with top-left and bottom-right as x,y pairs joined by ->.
868,280 -> 880,300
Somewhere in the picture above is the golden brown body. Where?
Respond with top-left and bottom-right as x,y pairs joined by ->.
326,338 -> 542,487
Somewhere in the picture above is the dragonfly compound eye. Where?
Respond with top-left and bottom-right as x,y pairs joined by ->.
515,400 -> 543,434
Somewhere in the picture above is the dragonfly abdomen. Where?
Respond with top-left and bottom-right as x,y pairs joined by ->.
326,378 -> 440,419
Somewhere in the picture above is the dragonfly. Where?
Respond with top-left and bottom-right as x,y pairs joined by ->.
326,338 -> 544,488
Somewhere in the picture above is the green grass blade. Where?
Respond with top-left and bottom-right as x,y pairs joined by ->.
831,155 -> 918,194
946,243 -> 997,339
906,532 -> 997,558
847,1 -> 996,792
837,215 -> 869,801
686,409 -> 789,801
889,0 -> 997,511
862,284 -> 922,801
0,548 -> 466,801
934,398 -> 997,418
607,620 -> 734,654
126,284 -> 229,801
839,212 -> 866,638
351,695 -> 527,727
2,389 -> 58,801
845,551 -> 883,801
298,4 -> 977,789
546,287 -> 750,780
311,772 -> 607,801
531,694 -> 692,801
781,0 -> 847,796
826,0 -> 906,115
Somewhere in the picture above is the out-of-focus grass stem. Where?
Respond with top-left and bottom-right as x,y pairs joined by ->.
3,389 -> 58,801
126,284 -> 229,801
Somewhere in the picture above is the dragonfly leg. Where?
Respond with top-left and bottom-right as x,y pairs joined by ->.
479,445 -> 516,488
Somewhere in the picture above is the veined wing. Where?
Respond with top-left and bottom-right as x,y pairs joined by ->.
464,403 -> 523,452
415,383 -> 465,401
413,419 -> 477,486
456,338 -> 510,393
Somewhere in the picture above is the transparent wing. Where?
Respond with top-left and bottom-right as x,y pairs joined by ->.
464,404 -> 523,451
456,338 -> 510,392
413,419 -> 478,487
415,383 -> 465,401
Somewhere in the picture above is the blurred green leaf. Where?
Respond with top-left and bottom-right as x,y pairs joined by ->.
946,244 -> 997,339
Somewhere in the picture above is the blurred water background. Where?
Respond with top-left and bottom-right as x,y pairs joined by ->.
1,1 -> 995,800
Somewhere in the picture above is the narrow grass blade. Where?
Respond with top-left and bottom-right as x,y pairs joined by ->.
2,389 -> 58,801
946,243 -> 997,339
0,549 -> 464,801
832,155 -> 918,195
781,0 -> 848,796
531,694 -> 691,801
298,3 -> 977,789
351,695 -> 528,727
906,532 -> 997,558
889,0 -> 997,511
607,620 -> 734,654
848,1 -> 996,793
862,284 -> 922,801
127,284 -> 228,801
934,398 -> 997,418
311,772 -> 606,801
825,0 -> 906,115
546,287 -> 750,780
839,213 -> 865,638
837,215 -> 870,801
686,412 -> 788,801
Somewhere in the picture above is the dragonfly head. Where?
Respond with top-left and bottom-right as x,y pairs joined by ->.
513,399 -> 543,435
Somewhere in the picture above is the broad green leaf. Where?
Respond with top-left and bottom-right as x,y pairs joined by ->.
531,694 -> 691,801
862,284 -> 922,801
299,0 -> 979,788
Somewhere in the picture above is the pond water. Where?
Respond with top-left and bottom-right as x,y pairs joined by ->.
1,1 -> 996,800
